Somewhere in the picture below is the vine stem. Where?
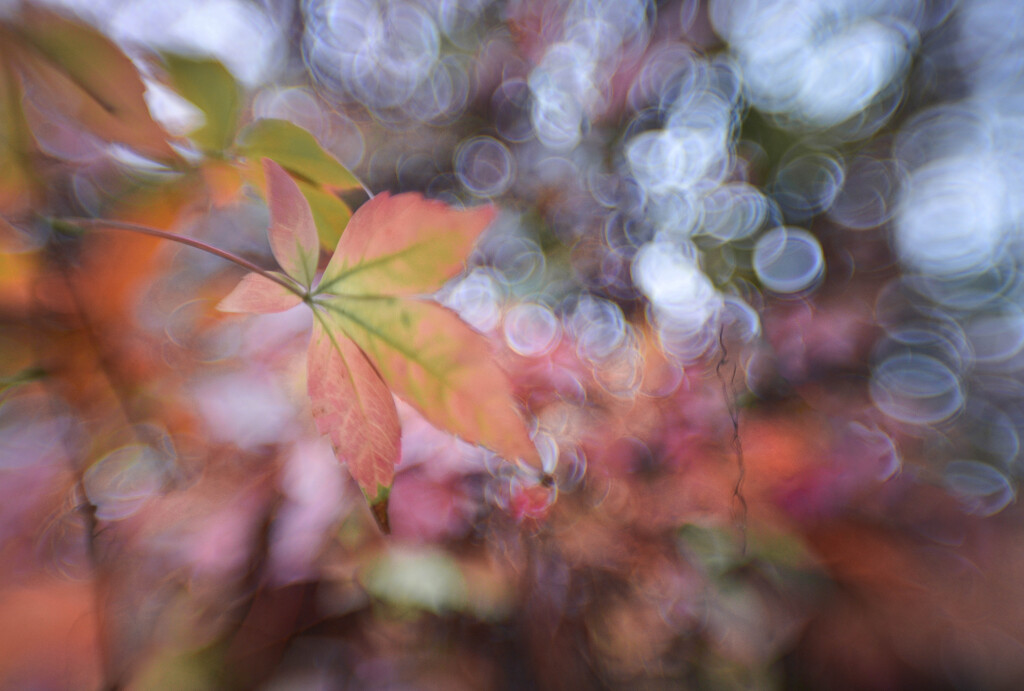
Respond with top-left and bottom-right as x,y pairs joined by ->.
717,326 -> 747,556
57,217 -> 303,297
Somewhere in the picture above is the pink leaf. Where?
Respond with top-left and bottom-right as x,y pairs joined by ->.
307,313 -> 401,530
317,193 -> 495,297
317,296 -> 540,469
7,6 -> 181,164
264,159 -> 320,289
217,272 -> 302,313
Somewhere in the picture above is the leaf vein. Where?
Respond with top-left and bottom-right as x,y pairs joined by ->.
315,239 -> 437,294
317,299 -> 453,385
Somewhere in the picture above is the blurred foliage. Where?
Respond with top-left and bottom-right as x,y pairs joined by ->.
2,1 -> 1024,690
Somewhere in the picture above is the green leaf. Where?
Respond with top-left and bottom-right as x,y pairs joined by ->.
237,119 -> 361,190
0,56 -> 38,214
295,178 -> 352,250
161,53 -> 240,154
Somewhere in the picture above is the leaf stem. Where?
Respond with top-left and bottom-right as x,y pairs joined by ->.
57,217 -> 303,297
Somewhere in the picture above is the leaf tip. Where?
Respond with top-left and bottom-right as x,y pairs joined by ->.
261,156 -> 283,178
262,157 -> 293,195
368,487 -> 391,534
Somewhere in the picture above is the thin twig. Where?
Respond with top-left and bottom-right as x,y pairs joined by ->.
44,246 -> 125,690
57,217 -> 303,297
717,326 -> 747,556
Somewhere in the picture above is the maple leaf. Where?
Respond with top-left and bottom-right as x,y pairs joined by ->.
218,159 -> 539,531
1,6 -> 180,164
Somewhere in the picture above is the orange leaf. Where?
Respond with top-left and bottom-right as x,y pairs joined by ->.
4,6 -> 179,163
318,192 -> 496,297
217,272 -> 302,314
308,314 -> 400,528
316,296 -> 540,469
201,159 -> 244,207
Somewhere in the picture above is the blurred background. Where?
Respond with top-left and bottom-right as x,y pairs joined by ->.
3,0 -> 1024,688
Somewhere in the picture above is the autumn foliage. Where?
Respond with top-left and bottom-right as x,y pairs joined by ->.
1,3 -> 1023,690
220,159 -> 538,527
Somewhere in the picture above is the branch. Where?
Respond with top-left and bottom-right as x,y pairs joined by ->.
55,217 -> 304,297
